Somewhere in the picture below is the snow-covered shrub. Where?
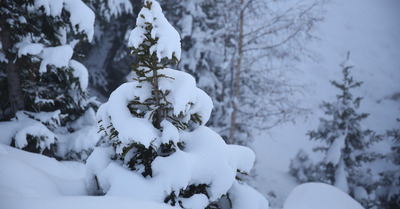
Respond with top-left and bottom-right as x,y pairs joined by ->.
0,0 -> 101,160
93,1 -> 268,208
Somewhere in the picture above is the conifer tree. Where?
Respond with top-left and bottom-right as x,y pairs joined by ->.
0,0 -> 97,157
95,1 -> 268,208
290,53 -> 381,207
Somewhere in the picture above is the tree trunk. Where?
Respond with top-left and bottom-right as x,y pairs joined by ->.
229,0 -> 244,144
0,14 -> 24,118
152,58 -> 162,129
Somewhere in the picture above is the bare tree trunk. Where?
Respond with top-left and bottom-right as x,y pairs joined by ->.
229,0 -> 244,143
0,15 -> 24,118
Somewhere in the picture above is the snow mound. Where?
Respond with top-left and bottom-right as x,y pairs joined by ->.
283,182 -> 363,209
0,144 -> 86,198
0,144 -> 175,209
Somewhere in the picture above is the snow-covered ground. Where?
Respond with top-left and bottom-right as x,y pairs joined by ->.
250,0 -> 400,208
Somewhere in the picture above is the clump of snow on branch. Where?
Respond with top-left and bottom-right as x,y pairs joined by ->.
128,0 -> 181,61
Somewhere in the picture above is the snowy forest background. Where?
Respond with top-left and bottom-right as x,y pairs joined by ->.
0,0 -> 399,209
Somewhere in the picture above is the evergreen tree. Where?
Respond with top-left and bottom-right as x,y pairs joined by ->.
290,53 -> 382,207
377,121 -> 400,208
95,1 -> 268,208
0,0 -> 97,158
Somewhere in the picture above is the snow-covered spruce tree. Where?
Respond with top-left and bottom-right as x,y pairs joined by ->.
291,53 -> 381,206
0,0 -> 99,159
94,1 -> 268,208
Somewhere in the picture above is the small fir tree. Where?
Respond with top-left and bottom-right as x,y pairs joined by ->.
95,1 -> 268,208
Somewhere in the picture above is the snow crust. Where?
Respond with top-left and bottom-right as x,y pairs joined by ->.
128,0 -> 181,61
283,183 -> 363,209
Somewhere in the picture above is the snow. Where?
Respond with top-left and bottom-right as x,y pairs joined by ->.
64,0 -> 95,42
14,123 -> 56,150
102,0 -> 133,21
96,82 -> 159,149
283,183 -> 363,209
334,158 -> 349,193
128,0 -> 181,61
33,0 -> 95,41
0,144 -> 86,198
250,0 -> 400,207
39,45 -> 73,73
16,42 -> 44,57
159,69 -> 213,122
92,125 -> 262,206
69,59 -> 89,90
230,181 -> 269,209
97,68 -> 213,150
180,194 -> 209,209
34,0 -> 64,17
0,111 -> 57,152
160,120 -> 179,144
1,196 -> 176,209
0,144 -> 176,209
16,43 -> 89,92
324,135 -> 344,165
